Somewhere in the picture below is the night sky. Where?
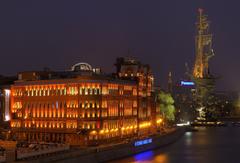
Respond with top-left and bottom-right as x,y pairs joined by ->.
0,1 -> 239,91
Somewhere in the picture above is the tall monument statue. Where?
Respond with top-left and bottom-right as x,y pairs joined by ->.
192,9 -> 216,121
193,8 -> 214,79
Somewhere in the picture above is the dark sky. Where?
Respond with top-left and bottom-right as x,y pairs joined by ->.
0,1 -> 239,91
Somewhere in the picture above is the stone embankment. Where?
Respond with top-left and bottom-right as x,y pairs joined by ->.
22,127 -> 185,163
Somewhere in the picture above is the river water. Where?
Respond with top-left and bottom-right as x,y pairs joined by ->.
113,127 -> 240,163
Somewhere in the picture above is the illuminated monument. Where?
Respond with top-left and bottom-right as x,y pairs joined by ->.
192,9 -> 216,120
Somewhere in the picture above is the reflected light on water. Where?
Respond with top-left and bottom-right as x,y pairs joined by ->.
185,132 -> 192,146
154,154 -> 169,163
134,151 -> 169,163
118,128 -> 240,163
134,150 -> 154,162
185,132 -> 192,137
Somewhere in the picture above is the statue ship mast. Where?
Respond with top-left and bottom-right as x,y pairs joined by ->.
193,8 -> 214,79
192,9 -> 216,121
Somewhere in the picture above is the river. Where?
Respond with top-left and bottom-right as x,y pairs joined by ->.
112,127 -> 240,163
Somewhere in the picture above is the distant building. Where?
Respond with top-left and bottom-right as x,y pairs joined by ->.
10,59 -> 159,146
167,72 -> 173,94
173,80 -> 197,122
209,91 -> 237,118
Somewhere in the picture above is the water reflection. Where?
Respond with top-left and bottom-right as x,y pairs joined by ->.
134,151 -> 154,162
115,127 -> 240,163
154,154 -> 169,163
133,151 -> 169,163
185,132 -> 192,146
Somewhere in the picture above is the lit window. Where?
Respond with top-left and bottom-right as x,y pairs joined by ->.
64,88 -> 67,95
79,87 -> 82,95
90,87 -> 93,95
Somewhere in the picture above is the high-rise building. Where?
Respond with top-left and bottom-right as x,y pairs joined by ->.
173,80 -> 197,122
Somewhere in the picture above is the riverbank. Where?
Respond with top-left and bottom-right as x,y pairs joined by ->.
20,127 -> 185,163
191,121 -> 226,127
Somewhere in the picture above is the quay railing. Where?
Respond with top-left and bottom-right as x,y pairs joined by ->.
17,144 -> 69,160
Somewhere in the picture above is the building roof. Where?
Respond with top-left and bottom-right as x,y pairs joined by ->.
14,73 -> 137,86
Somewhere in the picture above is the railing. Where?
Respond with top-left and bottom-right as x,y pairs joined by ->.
0,154 -> 6,163
17,144 -> 69,160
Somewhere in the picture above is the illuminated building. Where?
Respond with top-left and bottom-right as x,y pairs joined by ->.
10,60 -> 158,145
173,80 -> 197,122
115,57 -> 155,135
0,76 -> 16,124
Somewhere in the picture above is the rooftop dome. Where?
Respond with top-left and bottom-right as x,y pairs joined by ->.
71,62 -> 93,72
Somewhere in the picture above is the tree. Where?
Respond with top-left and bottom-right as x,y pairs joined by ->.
158,91 -> 176,121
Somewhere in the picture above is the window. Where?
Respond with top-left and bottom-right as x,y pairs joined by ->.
102,87 -> 108,95
90,88 -> 93,95
64,88 -> 67,95
79,87 -> 83,95
85,88 -> 88,95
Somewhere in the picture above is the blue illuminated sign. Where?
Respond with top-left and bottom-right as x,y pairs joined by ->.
134,138 -> 152,147
180,81 -> 195,86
